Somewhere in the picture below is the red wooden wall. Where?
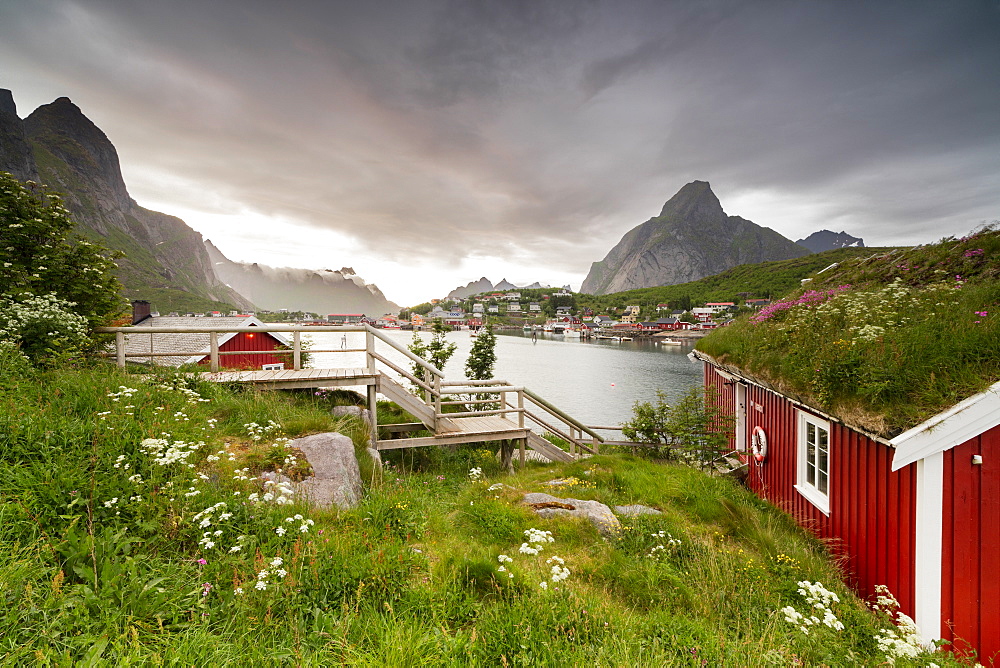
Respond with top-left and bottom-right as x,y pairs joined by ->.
705,364 -> 917,615
197,332 -> 288,370
942,425 -> 1000,664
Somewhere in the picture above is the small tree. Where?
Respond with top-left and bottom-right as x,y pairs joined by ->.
0,172 -> 124,331
621,387 -> 734,465
407,321 -> 457,395
464,323 -> 497,381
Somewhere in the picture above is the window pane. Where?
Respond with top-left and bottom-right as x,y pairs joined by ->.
818,468 -> 828,495
806,460 -> 815,486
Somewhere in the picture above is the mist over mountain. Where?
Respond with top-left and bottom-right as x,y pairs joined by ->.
580,181 -> 811,295
795,230 -> 865,253
205,241 -> 398,315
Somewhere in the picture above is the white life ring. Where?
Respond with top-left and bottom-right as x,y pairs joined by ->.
750,426 -> 768,463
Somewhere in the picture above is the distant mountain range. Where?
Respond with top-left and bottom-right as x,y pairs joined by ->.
795,230 -> 864,253
581,181 -> 811,295
0,88 -> 396,316
446,278 -> 571,300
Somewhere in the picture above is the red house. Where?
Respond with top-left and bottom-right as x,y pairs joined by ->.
126,314 -> 291,370
697,355 -> 999,662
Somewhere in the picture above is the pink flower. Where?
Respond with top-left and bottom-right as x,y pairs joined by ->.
197,558 -> 207,565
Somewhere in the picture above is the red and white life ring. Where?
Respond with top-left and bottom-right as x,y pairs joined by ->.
750,426 -> 768,463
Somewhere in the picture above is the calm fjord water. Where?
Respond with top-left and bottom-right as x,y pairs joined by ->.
306,330 -> 703,430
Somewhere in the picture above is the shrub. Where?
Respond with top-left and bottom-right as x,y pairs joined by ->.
0,293 -> 89,365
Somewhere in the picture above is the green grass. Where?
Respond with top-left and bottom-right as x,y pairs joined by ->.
698,228 -> 1000,436
0,353 -> 955,665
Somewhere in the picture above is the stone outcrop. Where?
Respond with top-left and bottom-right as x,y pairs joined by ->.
283,432 -> 364,509
580,181 -> 811,294
523,492 -> 620,536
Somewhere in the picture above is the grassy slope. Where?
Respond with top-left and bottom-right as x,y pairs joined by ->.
0,354 -> 949,665
698,229 -> 1000,436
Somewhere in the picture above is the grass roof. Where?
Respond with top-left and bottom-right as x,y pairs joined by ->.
696,227 -> 1000,438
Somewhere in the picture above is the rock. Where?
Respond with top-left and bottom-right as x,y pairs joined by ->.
365,447 -> 383,469
331,405 -> 372,421
522,492 -> 620,537
614,504 -> 662,517
283,432 -> 363,509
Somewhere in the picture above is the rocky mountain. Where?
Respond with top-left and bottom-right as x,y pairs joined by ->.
580,181 -> 811,295
0,88 -> 396,315
448,277 -> 495,300
795,230 -> 864,253
205,241 -> 398,315
445,277 -> 560,300
0,89 -> 36,183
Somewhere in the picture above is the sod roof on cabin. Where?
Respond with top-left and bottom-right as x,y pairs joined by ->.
696,227 -> 1000,438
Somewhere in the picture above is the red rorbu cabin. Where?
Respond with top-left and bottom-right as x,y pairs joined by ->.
126,314 -> 291,370
697,353 -> 999,662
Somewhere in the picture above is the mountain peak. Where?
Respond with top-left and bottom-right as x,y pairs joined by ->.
581,181 -> 810,294
658,180 -> 723,220
0,89 -> 17,116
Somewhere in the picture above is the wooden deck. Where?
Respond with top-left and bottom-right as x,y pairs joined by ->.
200,367 -> 377,390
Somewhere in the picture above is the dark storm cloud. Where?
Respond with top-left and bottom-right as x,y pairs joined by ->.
1,0 -> 998,274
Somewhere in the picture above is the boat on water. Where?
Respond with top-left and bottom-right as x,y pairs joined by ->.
522,324 -> 533,332
563,329 -> 582,339
658,338 -> 683,346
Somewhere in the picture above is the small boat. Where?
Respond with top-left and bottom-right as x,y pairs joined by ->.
563,329 -> 582,339
522,324 -> 533,332
658,338 -> 683,346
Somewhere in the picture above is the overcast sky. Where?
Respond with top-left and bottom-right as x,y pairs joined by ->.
2,0 -> 998,305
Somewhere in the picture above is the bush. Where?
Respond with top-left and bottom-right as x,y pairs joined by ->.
0,293 -> 89,365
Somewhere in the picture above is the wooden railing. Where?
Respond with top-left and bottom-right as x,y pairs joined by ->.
95,323 -> 604,454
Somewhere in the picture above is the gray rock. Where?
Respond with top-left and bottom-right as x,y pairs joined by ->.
331,405 -> 372,421
365,447 -> 383,469
285,432 -> 363,509
522,492 -> 621,537
614,504 -> 662,517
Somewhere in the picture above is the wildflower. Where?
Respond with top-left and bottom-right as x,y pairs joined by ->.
235,587 -> 244,595
270,557 -> 283,567
275,526 -> 286,536
255,580 -> 267,591
539,581 -> 548,590
197,558 -> 207,565
468,467 -> 483,481
276,569 -> 287,578
228,545 -> 242,553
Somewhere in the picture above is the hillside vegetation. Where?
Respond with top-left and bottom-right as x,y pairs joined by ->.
698,228 -> 1000,436
576,246 -> 893,314
0,352 -> 950,664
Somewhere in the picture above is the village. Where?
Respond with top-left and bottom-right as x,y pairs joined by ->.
139,289 -> 771,341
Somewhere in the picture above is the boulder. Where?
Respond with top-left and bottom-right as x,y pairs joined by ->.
522,492 -> 620,537
283,432 -> 363,509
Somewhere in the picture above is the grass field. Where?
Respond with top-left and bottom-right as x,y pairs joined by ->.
0,351 -> 953,665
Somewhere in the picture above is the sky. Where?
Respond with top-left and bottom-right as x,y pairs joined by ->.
1,0 -> 998,306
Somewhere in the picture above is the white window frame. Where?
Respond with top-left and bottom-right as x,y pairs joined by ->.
795,410 -> 831,515
261,362 -> 284,371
